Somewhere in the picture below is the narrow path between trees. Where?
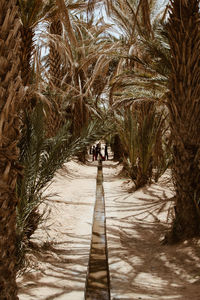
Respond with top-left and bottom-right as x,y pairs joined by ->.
17,160 -> 200,300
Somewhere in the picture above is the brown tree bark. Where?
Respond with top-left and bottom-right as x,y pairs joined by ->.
20,26 -> 34,86
0,0 -> 24,298
46,17 -> 64,138
167,0 -> 200,242
49,18 -> 63,87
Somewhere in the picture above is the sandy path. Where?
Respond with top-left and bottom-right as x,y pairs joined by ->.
103,161 -> 200,300
17,160 -> 200,300
17,160 -> 98,300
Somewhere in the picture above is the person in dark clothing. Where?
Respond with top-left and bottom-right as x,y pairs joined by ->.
104,144 -> 108,160
92,145 -> 96,161
95,143 -> 101,160
95,144 -> 98,160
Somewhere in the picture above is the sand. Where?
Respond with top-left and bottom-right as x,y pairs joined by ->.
17,159 -> 200,300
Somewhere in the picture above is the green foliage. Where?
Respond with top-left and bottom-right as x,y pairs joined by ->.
16,102 -> 113,270
153,137 -> 172,182
117,108 -> 137,176
106,2 -> 173,189
116,102 -> 170,189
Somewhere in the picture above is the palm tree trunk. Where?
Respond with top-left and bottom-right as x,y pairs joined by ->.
20,26 -> 34,86
46,17 -> 64,138
49,18 -> 63,87
0,0 -> 24,298
167,0 -> 200,242
112,134 -> 124,162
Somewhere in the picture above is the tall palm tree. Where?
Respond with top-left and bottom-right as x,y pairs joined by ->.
49,16 -> 63,87
15,1 -> 114,265
18,0 -> 55,86
0,1 -> 24,298
15,1 -> 57,253
45,4 -> 113,158
46,14 -> 64,137
166,0 -> 200,242
45,1 -> 95,138
106,0 -> 170,186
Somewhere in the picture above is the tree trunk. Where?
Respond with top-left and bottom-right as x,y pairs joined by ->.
111,134 -> 124,162
167,0 -> 200,242
49,18 -> 63,87
46,17 -> 64,138
0,0 -> 24,298
20,26 -> 34,86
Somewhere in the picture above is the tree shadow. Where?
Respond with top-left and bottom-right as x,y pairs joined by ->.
17,233 -> 92,300
17,159 -> 97,300
104,168 -> 200,300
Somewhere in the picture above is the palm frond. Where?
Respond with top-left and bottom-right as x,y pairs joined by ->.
17,101 -> 114,262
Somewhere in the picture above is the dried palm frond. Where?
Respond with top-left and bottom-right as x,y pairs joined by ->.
16,99 -> 114,270
106,0 -> 171,111
18,0 -> 56,85
42,12 -> 116,143
0,0 -> 25,297
115,100 -> 169,189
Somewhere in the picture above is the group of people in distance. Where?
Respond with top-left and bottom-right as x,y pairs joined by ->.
91,142 -> 109,161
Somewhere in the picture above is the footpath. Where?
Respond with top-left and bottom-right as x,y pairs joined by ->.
18,160 -> 200,300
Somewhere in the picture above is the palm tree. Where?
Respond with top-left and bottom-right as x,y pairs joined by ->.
106,0 -> 171,186
46,14 -> 64,137
166,0 -> 200,242
45,1 -> 99,138
115,100 -> 167,188
18,0 -> 55,86
15,1 -> 114,266
46,4 -> 113,159
15,1 -> 58,255
0,1 -> 24,298
49,16 -> 63,87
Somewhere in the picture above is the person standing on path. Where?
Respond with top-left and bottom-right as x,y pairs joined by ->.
104,144 -> 108,160
92,145 -> 96,161
95,143 -> 101,160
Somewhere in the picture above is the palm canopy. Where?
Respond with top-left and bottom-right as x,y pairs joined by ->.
18,0 -> 55,28
43,11 -> 116,109
101,0 -> 172,189
107,0 -> 170,107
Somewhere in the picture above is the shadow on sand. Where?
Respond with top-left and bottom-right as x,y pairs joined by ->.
103,166 -> 200,300
18,233 -> 93,300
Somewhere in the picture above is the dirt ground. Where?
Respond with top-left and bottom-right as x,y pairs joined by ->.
17,159 -> 200,300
